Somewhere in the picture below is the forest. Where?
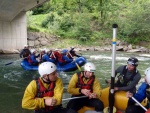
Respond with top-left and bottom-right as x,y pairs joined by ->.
27,0 -> 150,47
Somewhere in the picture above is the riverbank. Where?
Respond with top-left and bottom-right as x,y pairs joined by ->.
0,32 -> 150,54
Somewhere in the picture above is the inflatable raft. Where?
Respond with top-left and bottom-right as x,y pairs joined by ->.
20,57 -> 87,72
78,87 -> 147,113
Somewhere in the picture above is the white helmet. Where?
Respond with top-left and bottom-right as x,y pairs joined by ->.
84,62 -> 96,72
24,45 -> 28,48
38,62 -> 56,77
145,67 -> 150,85
31,49 -> 36,54
45,49 -> 49,53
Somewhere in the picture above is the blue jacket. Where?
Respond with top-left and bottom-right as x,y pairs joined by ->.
129,82 -> 148,103
42,54 -> 55,63
30,54 -> 38,63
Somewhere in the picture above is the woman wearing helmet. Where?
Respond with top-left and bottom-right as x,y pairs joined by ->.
125,67 -> 150,113
22,62 -> 77,113
67,62 -> 104,113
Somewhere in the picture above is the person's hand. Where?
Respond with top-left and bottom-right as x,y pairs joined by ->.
44,98 -> 57,106
126,91 -> 133,98
145,108 -> 150,113
105,79 -> 111,85
81,89 -> 91,96
89,93 -> 97,99
114,87 -> 118,91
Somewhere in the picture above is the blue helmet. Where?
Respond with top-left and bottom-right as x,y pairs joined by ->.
62,49 -> 68,54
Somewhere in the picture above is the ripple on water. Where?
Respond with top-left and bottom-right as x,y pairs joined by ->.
3,70 -> 22,81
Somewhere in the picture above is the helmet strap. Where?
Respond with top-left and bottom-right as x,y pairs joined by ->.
41,75 -> 51,84
46,75 -> 51,83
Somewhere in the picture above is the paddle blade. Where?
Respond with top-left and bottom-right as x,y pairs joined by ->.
5,62 -> 13,66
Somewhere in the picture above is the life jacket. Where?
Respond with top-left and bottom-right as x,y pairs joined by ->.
116,65 -> 138,87
22,49 -> 30,58
76,72 -> 95,92
57,53 -> 66,63
27,55 -> 33,63
35,78 -> 55,112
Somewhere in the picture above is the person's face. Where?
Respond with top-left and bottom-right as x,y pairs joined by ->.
48,71 -> 58,81
127,64 -> 135,71
84,71 -> 94,78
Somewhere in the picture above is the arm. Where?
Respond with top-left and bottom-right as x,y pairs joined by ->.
132,82 -> 147,102
92,78 -> 102,98
22,80 -> 45,109
117,73 -> 141,91
31,55 -> 38,63
67,73 -> 81,95
63,55 -> 73,62
19,49 -> 24,58
53,78 -> 64,105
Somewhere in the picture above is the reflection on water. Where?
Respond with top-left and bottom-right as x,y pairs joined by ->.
0,51 -> 150,112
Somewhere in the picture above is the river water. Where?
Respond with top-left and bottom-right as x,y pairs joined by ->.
0,51 -> 150,113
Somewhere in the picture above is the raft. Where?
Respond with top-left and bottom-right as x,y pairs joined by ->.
78,87 -> 147,113
20,57 -> 87,72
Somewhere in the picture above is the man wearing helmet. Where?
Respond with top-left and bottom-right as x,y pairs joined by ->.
107,57 -> 141,93
67,62 -> 104,113
125,67 -> 150,113
22,62 -> 77,113
28,49 -> 39,66
19,45 -> 31,59
57,49 -> 73,66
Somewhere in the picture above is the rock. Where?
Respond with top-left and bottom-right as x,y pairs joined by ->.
2,49 -> 20,54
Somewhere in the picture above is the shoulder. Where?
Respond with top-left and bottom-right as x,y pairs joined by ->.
56,77 -> 63,83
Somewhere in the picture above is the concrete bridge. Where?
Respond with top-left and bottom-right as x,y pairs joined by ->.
0,0 -> 48,50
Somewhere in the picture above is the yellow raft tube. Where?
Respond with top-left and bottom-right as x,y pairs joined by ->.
78,87 -> 147,113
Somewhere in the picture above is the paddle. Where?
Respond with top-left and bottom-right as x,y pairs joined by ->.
62,96 -> 87,101
109,24 -> 118,113
5,58 -> 24,66
131,97 -> 147,111
68,51 -> 81,71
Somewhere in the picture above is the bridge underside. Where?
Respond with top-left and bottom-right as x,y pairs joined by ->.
0,0 -> 48,50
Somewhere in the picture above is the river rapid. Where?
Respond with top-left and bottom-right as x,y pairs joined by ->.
0,51 -> 150,113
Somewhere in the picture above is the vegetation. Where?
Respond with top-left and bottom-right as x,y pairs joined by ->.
27,0 -> 150,47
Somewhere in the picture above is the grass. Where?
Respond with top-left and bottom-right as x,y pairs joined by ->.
27,14 -> 49,32
46,38 -> 105,49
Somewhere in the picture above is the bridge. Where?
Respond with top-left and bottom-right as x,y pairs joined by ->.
0,0 -> 48,50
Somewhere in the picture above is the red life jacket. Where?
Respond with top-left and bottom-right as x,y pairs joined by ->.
57,53 -> 66,63
35,78 -> 55,111
76,72 -> 95,91
27,55 -> 32,63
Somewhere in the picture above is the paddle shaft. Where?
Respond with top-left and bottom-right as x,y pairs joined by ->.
109,24 -> 118,113
131,97 -> 147,111
62,96 -> 87,101
68,52 -> 81,71
5,58 -> 26,66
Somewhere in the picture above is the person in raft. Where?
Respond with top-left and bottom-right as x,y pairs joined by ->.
22,62 -> 77,113
67,62 -> 104,113
126,67 -> 150,113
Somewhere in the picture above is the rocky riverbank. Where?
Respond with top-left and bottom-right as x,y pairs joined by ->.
0,32 -> 150,54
